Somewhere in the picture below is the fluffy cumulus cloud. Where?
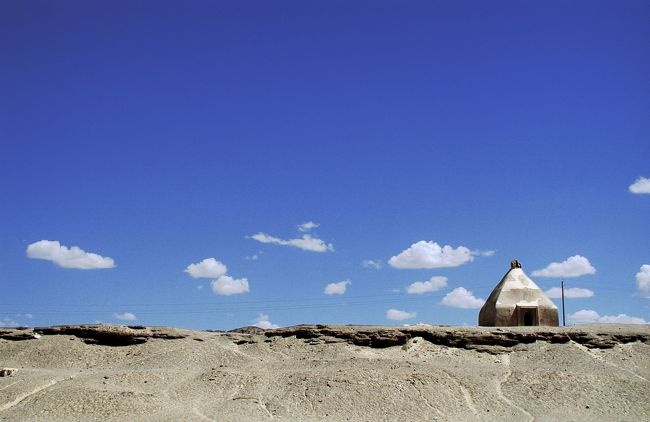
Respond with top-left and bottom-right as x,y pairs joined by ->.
114,312 -> 136,321
629,176 -> 650,194
569,309 -> 646,325
298,221 -> 320,232
362,259 -> 383,269
388,241 -> 473,269
324,279 -> 351,295
531,255 -> 596,278
26,240 -> 115,270
544,287 -> 594,299
407,276 -> 448,294
253,313 -> 279,329
637,265 -> 650,297
251,233 -> 334,252
185,258 -> 250,296
386,309 -> 416,321
184,258 -> 228,279
211,276 -> 250,296
441,287 -> 485,309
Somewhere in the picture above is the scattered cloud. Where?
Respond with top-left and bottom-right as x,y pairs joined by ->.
388,241 -> 473,269
211,275 -> 250,296
253,313 -> 279,329
362,259 -> 383,269
187,258 -> 250,296
569,309 -> 646,325
251,233 -> 334,252
245,254 -> 259,261
324,279 -> 351,295
1,317 -> 18,327
0,313 -> 33,327
531,255 -> 596,278
629,176 -> 650,194
26,240 -> 115,270
545,287 -> 594,299
471,249 -> 496,257
637,265 -> 650,297
441,287 -> 485,309
298,221 -> 320,232
185,258 -> 227,279
407,276 -> 448,294
114,312 -> 136,321
386,309 -> 416,321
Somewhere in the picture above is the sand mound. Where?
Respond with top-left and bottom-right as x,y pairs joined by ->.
1,324 -> 649,421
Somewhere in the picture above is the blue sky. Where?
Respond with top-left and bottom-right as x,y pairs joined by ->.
1,1 -> 648,330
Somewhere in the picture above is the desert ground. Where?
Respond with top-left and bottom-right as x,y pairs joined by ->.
1,324 -> 649,421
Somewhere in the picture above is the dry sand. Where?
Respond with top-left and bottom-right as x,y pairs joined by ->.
1,324 -> 649,421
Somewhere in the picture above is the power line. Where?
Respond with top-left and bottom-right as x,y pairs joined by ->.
0,292 -> 449,316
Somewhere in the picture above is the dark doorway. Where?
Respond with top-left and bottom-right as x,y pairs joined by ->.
516,306 -> 538,326
524,311 -> 533,326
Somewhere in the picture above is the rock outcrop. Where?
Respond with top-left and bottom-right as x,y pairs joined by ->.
2,325 -> 188,346
2,324 -> 648,351
263,324 -> 650,351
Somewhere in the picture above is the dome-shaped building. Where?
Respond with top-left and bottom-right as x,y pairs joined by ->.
479,260 -> 559,326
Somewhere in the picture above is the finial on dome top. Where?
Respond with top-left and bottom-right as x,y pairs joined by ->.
510,260 -> 522,269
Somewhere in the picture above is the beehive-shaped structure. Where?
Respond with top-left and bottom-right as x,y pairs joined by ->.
479,260 -> 559,326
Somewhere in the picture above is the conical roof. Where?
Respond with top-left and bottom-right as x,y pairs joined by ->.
479,260 -> 558,326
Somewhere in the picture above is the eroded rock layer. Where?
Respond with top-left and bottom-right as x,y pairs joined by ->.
2,324 -> 649,351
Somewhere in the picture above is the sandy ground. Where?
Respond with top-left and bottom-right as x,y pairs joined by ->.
1,324 -> 649,421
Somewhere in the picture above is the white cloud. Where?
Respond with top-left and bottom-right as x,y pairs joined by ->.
636,265 -> 650,297
185,258 -> 228,279
324,279 -> 351,295
545,287 -> 594,299
407,276 -> 448,294
386,309 -> 416,321
298,221 -> 320,232
441,287 -> 485,309
531,255 -> 596,278
26,240 -> 115,270
568,309 -> 599,324
245,254 -> 259,261
253,313 -> 279,329
211,275 -> 250,296
388,241 -> 473,269
569,309 -> 646,325
114,312 -> 136,321
362,259 -> 383,269
251,233 -> 334,252
1,317 -> 18,327
471,249 -> 496,257
598,314 -> 647,324
187,258 -> 250,296
629,176 -> 650,194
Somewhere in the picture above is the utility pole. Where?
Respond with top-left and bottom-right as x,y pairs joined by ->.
562,280 -> 566,327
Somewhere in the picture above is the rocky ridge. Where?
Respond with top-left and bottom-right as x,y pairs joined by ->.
2,323 -> 649,351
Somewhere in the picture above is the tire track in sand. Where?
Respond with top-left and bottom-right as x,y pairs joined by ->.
494,354 -> 534,422
0,374 -> 74,413
572,342 -> 649,383
439,369 -> 478,418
